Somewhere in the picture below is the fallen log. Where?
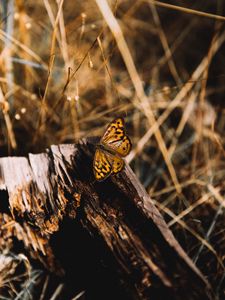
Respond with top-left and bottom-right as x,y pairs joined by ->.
0,138 -> 213,299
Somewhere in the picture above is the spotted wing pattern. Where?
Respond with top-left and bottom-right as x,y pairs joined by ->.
93,148 -> 124,181
105,135 -> 132,157
111,153 -> 124,174
101,117 -> 124,144
101,118 -> 132,157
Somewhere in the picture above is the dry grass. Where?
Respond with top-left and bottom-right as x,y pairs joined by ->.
0,0 -> 225,298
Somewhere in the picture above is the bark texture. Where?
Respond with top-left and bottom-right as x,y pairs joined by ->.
0,138 -> 213,299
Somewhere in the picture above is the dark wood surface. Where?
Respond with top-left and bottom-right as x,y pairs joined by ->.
0,138 -> 213,299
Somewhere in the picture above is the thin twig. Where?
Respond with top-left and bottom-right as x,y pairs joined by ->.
146,0 -> 225,22
0,87 -> 17,149
96,0 -> 181,193
149,2 -> 181,85
193,185 -> 225,264
49,284 -> 64,300
127,30 -> 225,163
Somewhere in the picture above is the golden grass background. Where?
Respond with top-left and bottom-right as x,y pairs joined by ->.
0,0 -> 225,298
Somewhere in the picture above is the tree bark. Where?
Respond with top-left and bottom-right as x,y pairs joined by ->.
0,138 -> 213,299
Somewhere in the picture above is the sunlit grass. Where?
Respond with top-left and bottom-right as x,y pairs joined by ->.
0,0 -> 224,298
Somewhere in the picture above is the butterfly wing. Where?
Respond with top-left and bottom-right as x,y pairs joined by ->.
111,154 -> 124,174
101,117 -> 124,144
101,117 -> 132,157
93,148 -> 112,181
106,135 -> 132,157
93,148 -> 124,181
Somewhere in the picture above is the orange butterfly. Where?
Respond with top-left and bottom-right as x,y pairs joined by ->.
93,118 -> 132,181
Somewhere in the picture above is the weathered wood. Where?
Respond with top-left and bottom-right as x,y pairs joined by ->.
0,138 -> 213,299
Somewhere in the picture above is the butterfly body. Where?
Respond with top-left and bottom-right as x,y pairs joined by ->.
93,118 -> 132,181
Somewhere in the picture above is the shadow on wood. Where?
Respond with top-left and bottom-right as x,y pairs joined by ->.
0,138 -> 213,299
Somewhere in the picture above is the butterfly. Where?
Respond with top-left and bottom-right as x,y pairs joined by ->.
93,117 -> 132,181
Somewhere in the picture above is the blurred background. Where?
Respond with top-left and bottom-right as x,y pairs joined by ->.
0,0 -> 225,299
